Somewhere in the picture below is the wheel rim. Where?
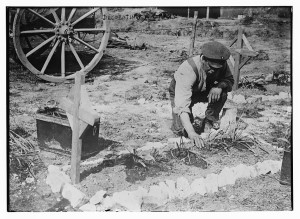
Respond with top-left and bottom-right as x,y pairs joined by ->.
13,7 -> 110,82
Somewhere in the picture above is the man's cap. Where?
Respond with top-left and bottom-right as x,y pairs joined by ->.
201,41 -> 231,68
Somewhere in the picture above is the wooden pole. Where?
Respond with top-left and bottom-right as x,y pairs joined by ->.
189,11 -> 198,57
233,26 -> 243,91
220,7 -> 224,18
188,7 -> 190,18
206,7 -> 210,20
70,72 -> 85,184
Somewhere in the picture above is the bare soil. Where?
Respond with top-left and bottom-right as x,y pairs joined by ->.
8,9 -> 292,212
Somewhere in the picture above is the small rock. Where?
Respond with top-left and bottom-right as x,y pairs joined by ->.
135,186 -> 148,198
176,177 -> 192,198
61,183 -> 86,208
232,94 -> 247,104
265,73 -> 273,82
218,167 -> 236,187
248,166 -> 258,178
254,162 -> 269,175
112,190 -> 143,211
261,160 -> 281,174
98,196 -> 116,211
48,165 -> 61,173
90,190 -> 106,205
46,166 -> 71,193
229,195 -> 235,199
25,177 -> 35,184
79,203 -> 96,211
143,185 -> 168,206
232,164 -> 251,179
190,178 -> 206,195
279,92 -> 289,99
138,98 -> 146,105
165,180 -> 177,198
286,106 -> 292,113
204,174 -> 219,194
191,102 -> 208,118
158,182 -> 174,200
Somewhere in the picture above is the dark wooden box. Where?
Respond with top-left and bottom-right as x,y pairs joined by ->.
36,108 -> 100,158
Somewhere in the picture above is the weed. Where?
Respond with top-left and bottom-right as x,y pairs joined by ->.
203,113 -> 263,156
9,130 -> 41,179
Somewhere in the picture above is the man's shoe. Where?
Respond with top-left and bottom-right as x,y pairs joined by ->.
212,121 -> 220,130
193,117 -> 204,134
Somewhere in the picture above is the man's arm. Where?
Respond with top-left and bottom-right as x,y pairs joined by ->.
216,63 -> 234,92
174,65 -> 204,148
180,112 -> 204,148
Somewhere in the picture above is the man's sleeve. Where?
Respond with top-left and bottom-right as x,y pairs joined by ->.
173,66 -> 196,116
216,63 -> 234,92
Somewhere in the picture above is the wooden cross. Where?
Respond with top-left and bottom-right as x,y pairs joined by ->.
227,26 -> 258,91
59,72 -> 100,184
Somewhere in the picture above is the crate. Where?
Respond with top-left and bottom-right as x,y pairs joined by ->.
36,108 -> 100,158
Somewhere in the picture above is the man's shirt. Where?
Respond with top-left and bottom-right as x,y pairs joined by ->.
173,55 -> 234,116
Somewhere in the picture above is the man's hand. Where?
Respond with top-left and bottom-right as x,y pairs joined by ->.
207,87 -> 222,103
188,131 -> 204,148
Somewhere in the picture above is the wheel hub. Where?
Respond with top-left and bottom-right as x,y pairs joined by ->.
55,22 -> 74,40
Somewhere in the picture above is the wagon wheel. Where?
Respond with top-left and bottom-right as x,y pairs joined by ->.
13,7 -> 110,83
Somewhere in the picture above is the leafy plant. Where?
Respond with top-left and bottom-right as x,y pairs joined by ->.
203,114 -> 263,156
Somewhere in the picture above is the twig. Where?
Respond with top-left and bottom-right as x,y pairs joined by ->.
257,145 -> 271,154
220,142 -> 229,154
262,174 -> 282,183
187,151 -> 191,164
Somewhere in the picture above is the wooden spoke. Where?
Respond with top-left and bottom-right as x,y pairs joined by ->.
71,8 -> 99,26
26,35 -> 56,57
67,8 -> 77,22
41,40 -> 60,74
74,27 -> 106,32
61,8 -> 66,22
21,29 -> 54,35
69,42 -> 84,69
73,36 -> 99,53
51,9 -> 60,23
61,41 -> 65,77
27,9 -> 55,26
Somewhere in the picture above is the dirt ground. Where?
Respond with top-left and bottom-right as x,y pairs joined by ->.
8,8 -> 292,212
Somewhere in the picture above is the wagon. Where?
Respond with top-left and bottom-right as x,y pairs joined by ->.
11,7 -> 111,82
